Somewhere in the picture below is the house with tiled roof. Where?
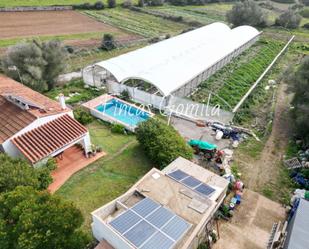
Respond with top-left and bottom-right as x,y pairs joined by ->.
0,75 -> 92,167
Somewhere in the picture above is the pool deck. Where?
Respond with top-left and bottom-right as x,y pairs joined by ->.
82,94 -> 154,117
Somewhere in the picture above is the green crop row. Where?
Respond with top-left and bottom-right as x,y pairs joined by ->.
191,40 -> 284,110
83,8 -> 189,38
144,6 -> 225,25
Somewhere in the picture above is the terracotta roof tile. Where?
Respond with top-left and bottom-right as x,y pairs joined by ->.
12,114 -> 88,164
0,96 -> 36,143
0,74 -> 70,118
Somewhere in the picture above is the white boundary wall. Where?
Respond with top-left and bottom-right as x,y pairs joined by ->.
107,81 -> 166,109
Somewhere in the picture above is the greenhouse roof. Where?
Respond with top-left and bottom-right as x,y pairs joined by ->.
95,22 -> 260,96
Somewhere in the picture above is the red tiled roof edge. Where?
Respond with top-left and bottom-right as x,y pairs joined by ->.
12,114 -> 88,164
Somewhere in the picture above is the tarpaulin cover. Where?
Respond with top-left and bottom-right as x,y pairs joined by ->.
188,140 -> 217,150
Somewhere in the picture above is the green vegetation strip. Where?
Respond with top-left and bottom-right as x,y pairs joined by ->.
191,40 -> 284,110
145,6 -> 226,24
0,32 -> 112,48
83,8 -> 189,38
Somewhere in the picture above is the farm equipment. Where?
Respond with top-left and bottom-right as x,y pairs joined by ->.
188,139 -> 223,161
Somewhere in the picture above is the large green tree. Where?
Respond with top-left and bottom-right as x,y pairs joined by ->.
2,39 -> 67,92
0,186 -> 88,249
226,0 -> 268,27
0,154 -> 52,193
290,56 -> 309,145
136,119 -> 193,169
275,10 -> 302,29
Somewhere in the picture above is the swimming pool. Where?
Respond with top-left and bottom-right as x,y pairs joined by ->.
95,98 -> 150,127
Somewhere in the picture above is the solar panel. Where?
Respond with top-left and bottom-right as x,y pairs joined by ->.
132,198 -> 160,217
167,170 -> 216,198
162,216 -> 190,241
123,220 -> 156,247
195,184 -> 215,197
167,169 -> 189,181
109,197 -> 191,248
141,232 -> 174,249
146,206 -> 174,228
109,210 -> 141,234
182,176 -> 202,188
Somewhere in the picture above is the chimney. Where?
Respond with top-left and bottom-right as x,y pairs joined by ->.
59,93 -> 66,110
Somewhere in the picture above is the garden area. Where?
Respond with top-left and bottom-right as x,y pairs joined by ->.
56,120 -> 153,234
190,38 -> 285,111
83,7 -> 189,38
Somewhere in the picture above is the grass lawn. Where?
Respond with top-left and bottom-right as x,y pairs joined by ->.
56,121 -> 153,234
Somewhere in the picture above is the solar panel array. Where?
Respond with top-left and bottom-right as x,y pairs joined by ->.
167,169 -> 215,197
109,198 -> 190,249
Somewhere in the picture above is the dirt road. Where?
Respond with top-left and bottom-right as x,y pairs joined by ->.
235,81 -> 293,191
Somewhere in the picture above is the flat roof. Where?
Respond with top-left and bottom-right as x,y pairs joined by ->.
284,198 -> 309,249
95,22 -> 260,96
92,157 -> 229,249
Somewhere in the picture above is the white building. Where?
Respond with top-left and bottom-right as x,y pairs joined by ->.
83,22 -> 260,109
0,75 -> 92,167
91,157 -> 229,249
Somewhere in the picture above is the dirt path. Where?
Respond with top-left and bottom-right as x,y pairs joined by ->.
235,81 -> 293,191
213,190 -> 286,249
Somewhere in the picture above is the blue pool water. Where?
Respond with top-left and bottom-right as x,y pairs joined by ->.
96,99 -> 150,127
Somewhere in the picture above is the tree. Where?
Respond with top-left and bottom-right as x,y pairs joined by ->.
136,119 -> 193,169
2,39 -> 67,92
101,33 -> 117,50
0,186 -> 88,249
0,154 -> 53,193
226,0 -> 268,27
94,0 -> 105,9
138,0 -> 145,7
275,10 -> 302,29
108,0 -> 116,8
289,56 -> 309,145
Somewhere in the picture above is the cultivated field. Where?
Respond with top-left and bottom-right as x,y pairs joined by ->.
0,0 -> 99,7
0,10 -> 134,40
84,8 -> 189,38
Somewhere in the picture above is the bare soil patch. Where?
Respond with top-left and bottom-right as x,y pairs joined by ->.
213,190 -> 286,249
0,10 -> 134,39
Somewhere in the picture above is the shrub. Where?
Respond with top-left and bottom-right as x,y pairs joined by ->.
226,0 -> 268,27
111,123 -> 126,134
94,1 -> 105,9
303,22 -> 309,29
0,186 -> 88,249
108,0 -> 116,8
73,107 -> 94,125
138,0 -> 145,7
275,10 -> 302,29
136,119 -> 193,169
119,90 -> 131,101
271,0 -> 294,3
74,1 -> 104,9
0,154 -> 53,193
122,0 -> 132,7
101,33 -> 117,50
289,56 -> 309,146
300,7 -> 309,18
145,0 -> 164,6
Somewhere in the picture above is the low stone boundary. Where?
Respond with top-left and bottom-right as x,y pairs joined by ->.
0,6 -> 73,12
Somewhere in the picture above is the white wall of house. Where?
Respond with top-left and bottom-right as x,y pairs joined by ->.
2,111 -> 73,160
